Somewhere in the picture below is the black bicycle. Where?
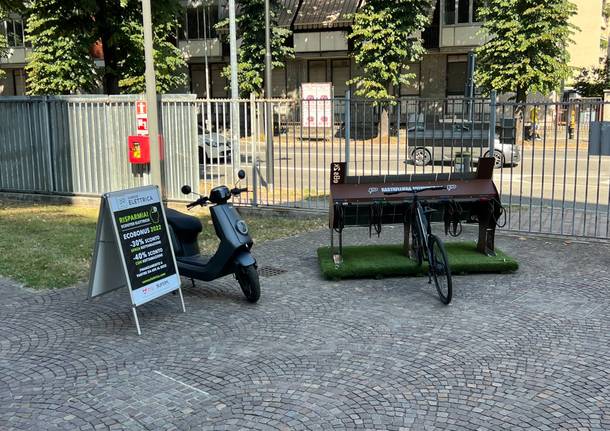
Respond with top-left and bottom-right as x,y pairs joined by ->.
384,185 -> 453,304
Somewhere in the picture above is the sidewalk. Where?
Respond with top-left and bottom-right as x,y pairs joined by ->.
1,227 -> 609,430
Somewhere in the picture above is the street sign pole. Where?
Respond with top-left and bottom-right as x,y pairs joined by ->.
264,0 -> 274,184
465,50 -> 476,124
141,0 -> 162,193
228,0 -> 240,170
202,3 -> 212,131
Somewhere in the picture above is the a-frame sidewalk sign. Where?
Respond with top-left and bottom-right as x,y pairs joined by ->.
88,185 -> 185,335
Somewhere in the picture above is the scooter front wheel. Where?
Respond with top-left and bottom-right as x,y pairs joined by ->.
236,265 -> 260,303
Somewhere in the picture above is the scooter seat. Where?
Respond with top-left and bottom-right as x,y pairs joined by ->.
165,208 -> 203,235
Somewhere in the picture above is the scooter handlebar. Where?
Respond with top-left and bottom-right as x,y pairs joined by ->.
231,187 -> 248,195
186,197 -> 208,209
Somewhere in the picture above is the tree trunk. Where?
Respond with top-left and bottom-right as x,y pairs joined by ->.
379,83 -> 393,138
379,105 -> 390,139
97,0 -> 121,94
514,86 -> 527,146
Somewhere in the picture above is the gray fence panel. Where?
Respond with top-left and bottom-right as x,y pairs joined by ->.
1,95 -> 199,198
0,99 -> 53,192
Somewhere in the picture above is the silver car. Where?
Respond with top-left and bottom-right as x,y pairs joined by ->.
198,126 -> 232,164
407,124 -> 520,168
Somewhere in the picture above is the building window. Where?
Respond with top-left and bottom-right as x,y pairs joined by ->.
272,68 -> 287,97
446,55 -> 468,95
0,68 -> 27,95
210,63 -> 227,98
179,3 -> 219,41
458,0 -> 469,23
444,0 -> 456,25
331,59 -> 350,96
472,0 -> 482,22
1,17 -> 26,48
308,60 -> 327,82
443,0 -> 481,25
13,68 -> 27,95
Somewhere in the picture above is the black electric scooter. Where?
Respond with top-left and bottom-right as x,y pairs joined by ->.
165,170 -> 260,303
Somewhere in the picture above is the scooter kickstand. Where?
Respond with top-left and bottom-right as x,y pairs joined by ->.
191,278 -> 195,288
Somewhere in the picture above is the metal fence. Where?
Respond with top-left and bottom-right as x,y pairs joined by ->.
196,96 -> 610,240
1,94 -> 609,240
0,95 -> 199,200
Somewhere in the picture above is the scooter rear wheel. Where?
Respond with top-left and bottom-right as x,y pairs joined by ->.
236,265 -> 260,303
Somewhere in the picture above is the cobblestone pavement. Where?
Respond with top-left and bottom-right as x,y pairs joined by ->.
1,226 -> 610,430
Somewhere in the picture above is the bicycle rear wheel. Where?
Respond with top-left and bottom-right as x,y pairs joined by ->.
429,235 -> 452,305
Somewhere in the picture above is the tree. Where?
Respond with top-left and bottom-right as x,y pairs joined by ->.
25,0 -> 100,94
475,0 -> 577,103
574,60 -> 610,97
25,0 -> 187,95
0,0 -> 24,9
348,0 -> 434,137
216,0 -> 293,97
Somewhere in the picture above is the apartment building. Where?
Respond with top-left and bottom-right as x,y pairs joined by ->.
0,12 -> 27,96
182,0 -> 484,99
1,0 -> 608,97
568,0 -> 608,70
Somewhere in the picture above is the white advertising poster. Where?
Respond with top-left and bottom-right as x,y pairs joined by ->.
105,186 -> 181,306
88,185 -> 185,335
301,82 -> 332,128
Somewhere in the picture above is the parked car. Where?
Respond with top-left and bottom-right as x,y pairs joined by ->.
198,125 -> 232,164
407,123 -> 520,168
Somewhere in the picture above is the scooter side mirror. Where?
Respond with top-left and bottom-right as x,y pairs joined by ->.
181,185 -> 192,195
237,169 -> 246,180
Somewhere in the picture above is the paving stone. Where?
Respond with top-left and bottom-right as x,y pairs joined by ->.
0,227 -> 609,429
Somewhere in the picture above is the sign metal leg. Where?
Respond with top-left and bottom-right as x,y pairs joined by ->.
177,288 -> 186,313
132,306 -> 142,336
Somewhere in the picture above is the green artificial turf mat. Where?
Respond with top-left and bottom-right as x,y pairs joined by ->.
317,242 -> 518,280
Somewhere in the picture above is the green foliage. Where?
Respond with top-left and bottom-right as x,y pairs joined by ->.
25,0 -> 100,94
574,60 -> 610,97
217,0 -> 293,97
25,0 -> 186,95
347,0 -> 434,100
111,0 -> 187,93
475,0 -> 577,102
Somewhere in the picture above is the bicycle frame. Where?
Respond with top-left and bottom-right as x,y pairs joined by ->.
412,196 -> 432,260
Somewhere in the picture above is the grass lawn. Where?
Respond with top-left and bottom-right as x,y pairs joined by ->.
0,201 -> 324,289
318,242 -> 518,280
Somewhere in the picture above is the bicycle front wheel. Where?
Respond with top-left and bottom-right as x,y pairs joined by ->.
429,235 -> 452,305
